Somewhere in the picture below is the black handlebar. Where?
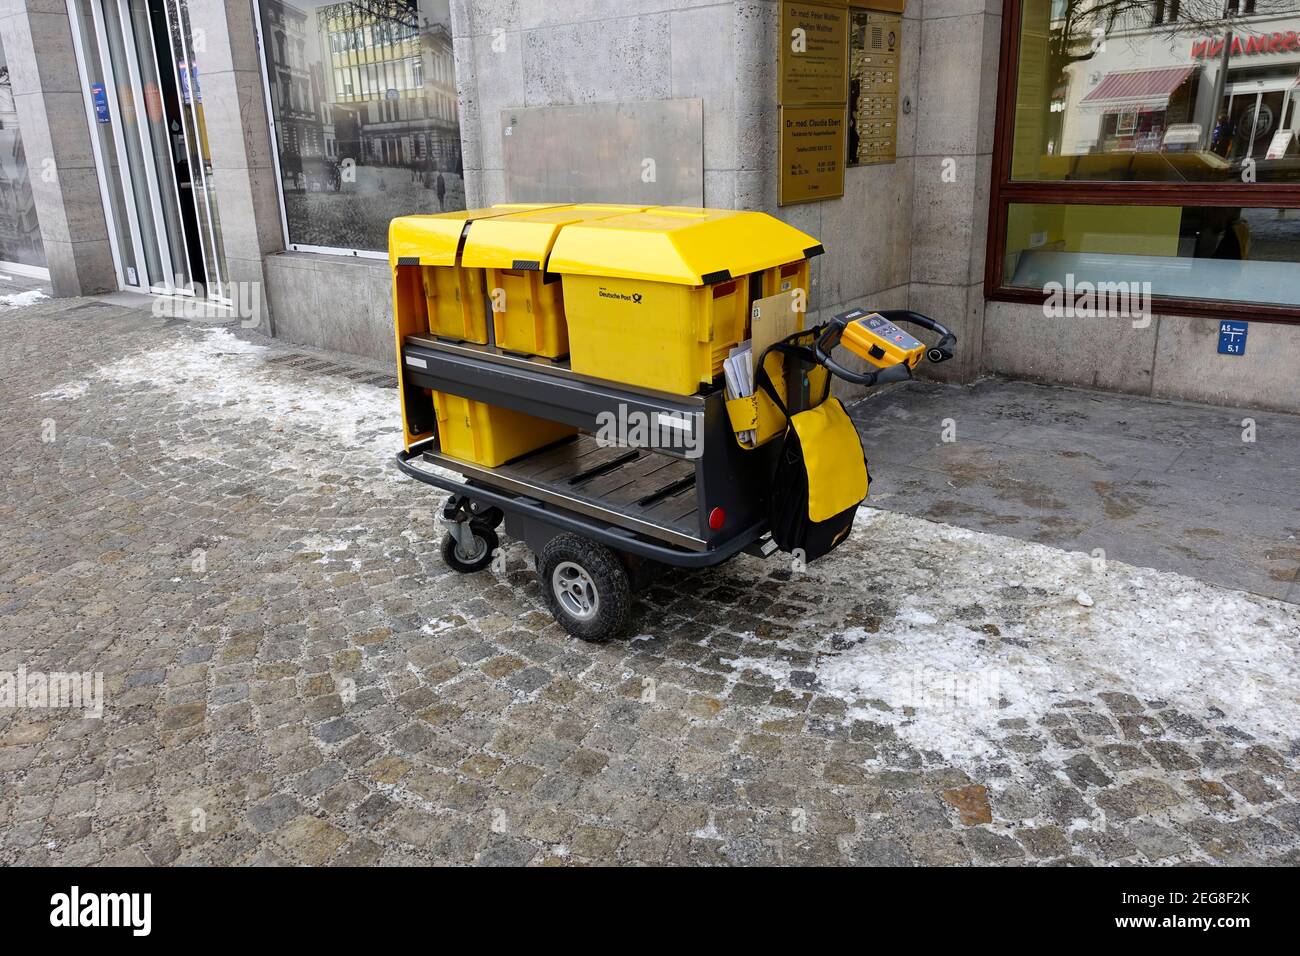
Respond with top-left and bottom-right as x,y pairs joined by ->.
812,308 -> 957,387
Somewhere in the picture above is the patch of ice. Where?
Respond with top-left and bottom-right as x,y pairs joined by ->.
723,507 -> 1300,774
420,617 -> 457,636
295,535 -> 352,561
0,289 -> 48,308
77,326 -> 465,496
76,326 -> 379,460
38,380 -> 89,401
896,606 -> 938,626
92,329 -> 392,457
692,815 -> 722,840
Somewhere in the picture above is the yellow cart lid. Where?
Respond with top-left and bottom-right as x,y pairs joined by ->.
388,204 -> 561,267
460,204 -> 648,271
547,206 -> 822,285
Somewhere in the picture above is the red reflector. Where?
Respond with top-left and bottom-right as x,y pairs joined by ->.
708,507 -> 725,531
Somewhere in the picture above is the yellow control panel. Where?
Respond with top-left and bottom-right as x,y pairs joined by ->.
839,309 -> 926,369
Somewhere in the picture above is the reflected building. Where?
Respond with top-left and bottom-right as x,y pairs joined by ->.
318,0 -> 460,173
1035,0 -> 1300,165
264,0 -> 329,189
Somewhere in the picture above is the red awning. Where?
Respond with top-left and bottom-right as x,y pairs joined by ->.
1080,66 -> 1198,111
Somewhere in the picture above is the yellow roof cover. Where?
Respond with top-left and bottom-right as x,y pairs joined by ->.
546,206 -> 821,285
388,204 -> 561,267
460,204 -> 648,270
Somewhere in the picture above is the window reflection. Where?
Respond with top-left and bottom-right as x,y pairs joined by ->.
259,0 -> 464,253
1014,0 -> 1300,182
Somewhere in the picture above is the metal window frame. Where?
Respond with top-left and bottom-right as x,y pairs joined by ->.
0,260 -> 52,280
986,0 -> 1300,325
109,0 -> 186,294
163,0 -> 227,300
65,0 -> 125,290
72,0 -> 153,292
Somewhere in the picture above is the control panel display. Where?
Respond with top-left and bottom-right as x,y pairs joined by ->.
837,308 -> 927,370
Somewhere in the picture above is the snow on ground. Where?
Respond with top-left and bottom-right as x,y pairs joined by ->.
1,289 -> 48,308
71,326 -> 396,455
726,508 -> 1300,777
34,326 -> 449,497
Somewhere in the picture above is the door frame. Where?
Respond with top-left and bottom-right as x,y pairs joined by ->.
65,0 -> 144,292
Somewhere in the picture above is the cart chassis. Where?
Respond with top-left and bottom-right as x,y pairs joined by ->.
396,444 -> 769,569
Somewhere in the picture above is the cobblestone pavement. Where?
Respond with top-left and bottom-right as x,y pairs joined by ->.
2,297 -> 1298,866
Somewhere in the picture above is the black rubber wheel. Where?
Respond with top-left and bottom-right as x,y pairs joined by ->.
538,533 -> 631,642
440,526 -> 498,573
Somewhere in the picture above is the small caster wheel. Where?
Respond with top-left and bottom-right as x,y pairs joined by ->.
538,533 -> 631,642
441,525 -> 498,573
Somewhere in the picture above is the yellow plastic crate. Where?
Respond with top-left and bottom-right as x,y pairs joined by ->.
460,204 -> 646,358
489,269 -> 568,356
389,205 -> 563,345
558,273 -> 750,395
423,263 -> 490,343
762,258 -> 810,301
433,391 -> 575,467
548,207 -> 818,395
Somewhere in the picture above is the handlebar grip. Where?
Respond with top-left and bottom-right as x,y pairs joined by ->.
876,363 -> 913,385
820,352 -> 911,387
929,332 -> 957,363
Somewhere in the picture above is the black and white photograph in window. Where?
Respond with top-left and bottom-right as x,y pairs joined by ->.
257,0 -> 463,253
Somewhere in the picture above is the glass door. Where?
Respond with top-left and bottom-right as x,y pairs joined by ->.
66,0 -> 226,299
162,0 -> 228,300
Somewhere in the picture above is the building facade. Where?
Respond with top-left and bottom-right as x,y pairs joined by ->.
1,0 -> 1296,411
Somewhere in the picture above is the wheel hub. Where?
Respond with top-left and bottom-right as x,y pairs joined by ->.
552,561 -> 599,621
455,536 -> 488,564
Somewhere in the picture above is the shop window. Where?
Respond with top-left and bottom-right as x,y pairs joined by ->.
255,0 -> 464,256
989,0 -> 1300,321
1003,203 -> 1300,307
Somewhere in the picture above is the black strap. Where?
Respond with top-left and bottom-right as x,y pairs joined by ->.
753,329 -> 831,423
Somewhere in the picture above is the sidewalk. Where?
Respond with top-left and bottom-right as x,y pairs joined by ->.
1,293 -> 1297,866
850,379 -> 1300,605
